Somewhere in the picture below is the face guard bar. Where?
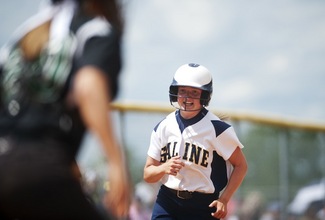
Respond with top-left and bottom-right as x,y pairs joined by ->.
169,93 -> 210,111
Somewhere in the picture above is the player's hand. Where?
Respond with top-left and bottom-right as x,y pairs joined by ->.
164,156 -> 185,176
103,166 -> 132,218
209,199 -> 227,219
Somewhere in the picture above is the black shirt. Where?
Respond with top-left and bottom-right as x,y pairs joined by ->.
0,6 -> 122,158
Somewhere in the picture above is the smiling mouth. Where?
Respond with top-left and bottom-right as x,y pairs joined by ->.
183,101 -> 193,106
181,101 -> 194,110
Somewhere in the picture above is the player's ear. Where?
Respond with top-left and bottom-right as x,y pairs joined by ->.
169,86 -> 178,102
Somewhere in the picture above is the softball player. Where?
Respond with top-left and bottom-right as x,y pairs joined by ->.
144,63 -> 248,220
0,0 -> 130,219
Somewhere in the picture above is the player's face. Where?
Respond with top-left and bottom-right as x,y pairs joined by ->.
177,86 -> 203,116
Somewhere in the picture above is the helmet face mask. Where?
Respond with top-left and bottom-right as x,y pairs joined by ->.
169,63 -> 213,111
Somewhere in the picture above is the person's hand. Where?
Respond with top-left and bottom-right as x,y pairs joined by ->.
103,166 -> 132,218
163,156 -> 185,176
209,199 -> 227,219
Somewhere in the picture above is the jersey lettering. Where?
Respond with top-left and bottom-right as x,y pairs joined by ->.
161,141 -> 209,168
161,142 -> 178,162
182,142 -> 190,160
188,143 -> 201,164
201,149 -> 209,167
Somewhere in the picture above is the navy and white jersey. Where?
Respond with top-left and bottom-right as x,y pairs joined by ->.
147,108 -> 244,194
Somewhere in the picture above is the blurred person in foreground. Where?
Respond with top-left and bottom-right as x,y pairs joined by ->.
143,63 -> 248,219
0,0 -> 131,219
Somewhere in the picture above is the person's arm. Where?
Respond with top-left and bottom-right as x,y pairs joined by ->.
209,147 -> 248,219
72,66 -> 131,218
144,155 -> 185,183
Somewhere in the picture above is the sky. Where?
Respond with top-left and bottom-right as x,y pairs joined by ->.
1,0 -> 325,125
121,0 -> 325,124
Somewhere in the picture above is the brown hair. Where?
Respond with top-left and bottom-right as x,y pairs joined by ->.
83,0 -> 124,34
53,0 -> 124,33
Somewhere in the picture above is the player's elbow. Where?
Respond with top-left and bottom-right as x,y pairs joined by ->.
242,162 -> 248,178
241,155 -> 248,175
237,158 -> 248,178
143,167 -> 161,183
143,174 -> 153,183
143,170 -> 154,183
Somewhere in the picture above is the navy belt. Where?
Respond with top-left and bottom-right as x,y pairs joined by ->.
162,185 -> 218,200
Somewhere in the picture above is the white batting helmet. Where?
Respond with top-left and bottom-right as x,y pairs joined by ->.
169,63 -> 213,107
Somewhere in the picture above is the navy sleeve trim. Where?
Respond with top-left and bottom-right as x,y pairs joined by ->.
211,120 -> 231,138
154,118 -> 165,132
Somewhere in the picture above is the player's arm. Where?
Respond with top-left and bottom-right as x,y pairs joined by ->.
209,147 -> 248,219
144,155 -> 184,183
219,147 -> 247,203
72,66 -> 131,218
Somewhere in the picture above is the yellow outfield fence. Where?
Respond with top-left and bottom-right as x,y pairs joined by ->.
111,101 -> 325,132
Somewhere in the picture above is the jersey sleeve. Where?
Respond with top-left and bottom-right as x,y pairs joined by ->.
147,130 -> 162,161
72,18 -> 122,100
147,118 -> 166,161
215,126 -> 244,160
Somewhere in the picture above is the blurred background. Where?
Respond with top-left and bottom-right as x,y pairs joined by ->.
1,0 -> 325,219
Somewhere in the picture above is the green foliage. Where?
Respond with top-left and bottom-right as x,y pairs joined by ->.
238,123 -> 325,205
239,124 -> 281,200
